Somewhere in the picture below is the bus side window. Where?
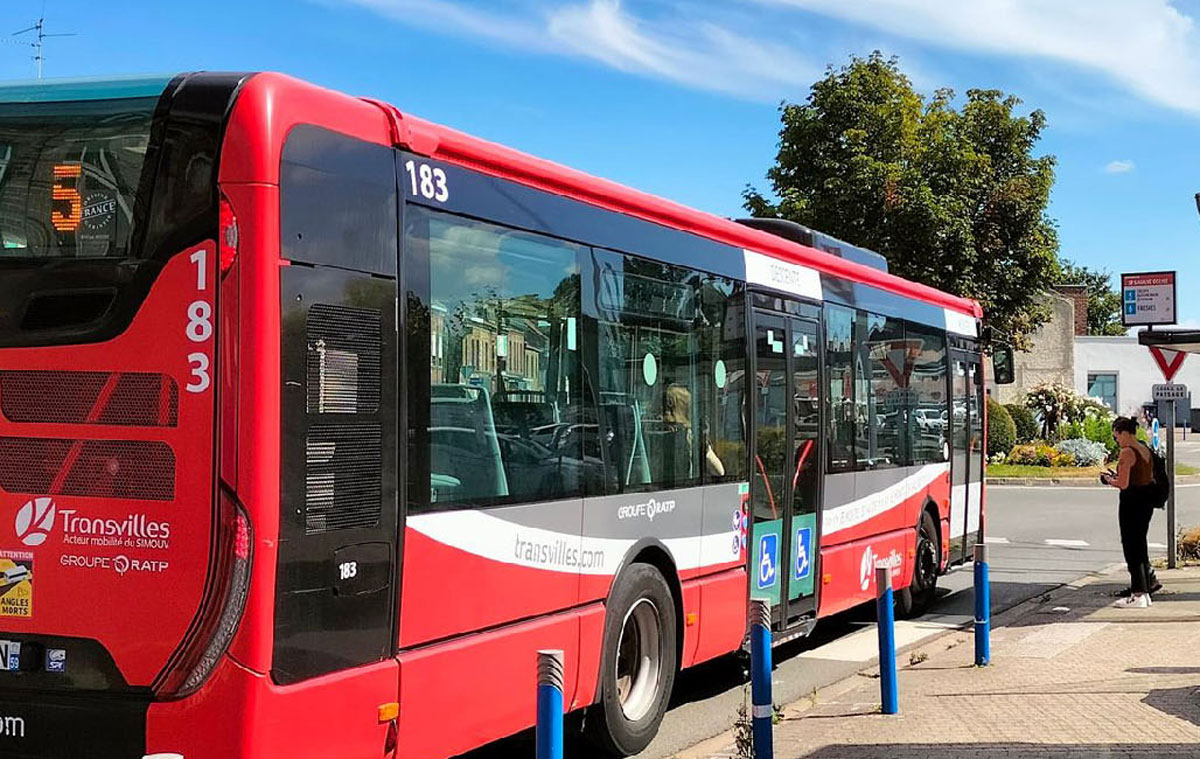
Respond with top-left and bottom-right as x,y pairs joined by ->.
907,326 -> 948,464
825,305 -> 856,471
407,207 -> 589,511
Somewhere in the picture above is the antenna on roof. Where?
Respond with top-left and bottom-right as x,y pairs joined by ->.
12,6 -> 76,79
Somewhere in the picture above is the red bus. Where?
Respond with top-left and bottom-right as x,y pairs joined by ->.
0,72 -> 1005,759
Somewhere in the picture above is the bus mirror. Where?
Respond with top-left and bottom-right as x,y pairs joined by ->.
992,344 -> 1015,385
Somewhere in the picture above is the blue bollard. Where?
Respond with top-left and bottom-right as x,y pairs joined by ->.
749,598 -> 774,759
974,544 -> 990,666
875,565 -> 899,714
536,650 -> 564,759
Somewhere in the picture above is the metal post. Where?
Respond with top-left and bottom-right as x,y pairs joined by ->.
749,599 -> 774,759
1168,402 -> 1178,570
536,650 -> 564,759
974,544 -> 991,666
875,566 -> 898,715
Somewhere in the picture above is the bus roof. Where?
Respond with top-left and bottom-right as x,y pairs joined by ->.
382,105 -> 983,320
0,73 -> 174,103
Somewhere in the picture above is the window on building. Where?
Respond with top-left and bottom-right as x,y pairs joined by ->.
1088,372 -> 1118,414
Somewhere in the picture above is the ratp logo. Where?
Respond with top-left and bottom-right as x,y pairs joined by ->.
14,497 -> 56,547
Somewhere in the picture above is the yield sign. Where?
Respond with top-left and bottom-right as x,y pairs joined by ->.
1150,346 -> 1188,382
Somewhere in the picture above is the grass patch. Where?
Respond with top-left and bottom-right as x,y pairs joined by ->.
988,465 -> 1104,479
989,463 -> 1200,479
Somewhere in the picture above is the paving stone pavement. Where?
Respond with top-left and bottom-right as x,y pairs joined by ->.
675,566 -> 1200,759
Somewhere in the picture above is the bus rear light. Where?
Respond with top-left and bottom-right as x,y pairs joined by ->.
219,195 -> 238,275
156,488 -> 252,698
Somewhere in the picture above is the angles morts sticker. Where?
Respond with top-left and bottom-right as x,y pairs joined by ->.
0,550 -> 33,618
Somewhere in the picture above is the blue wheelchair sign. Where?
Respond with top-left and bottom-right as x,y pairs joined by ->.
757,533 -> 778,590
794,527 -> 812,581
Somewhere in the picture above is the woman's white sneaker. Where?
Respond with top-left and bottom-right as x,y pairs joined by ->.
1113,593 -> 1150,609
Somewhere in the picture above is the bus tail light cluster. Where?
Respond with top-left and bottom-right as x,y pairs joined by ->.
156,487 -> 253,698
219,193 -> 239,275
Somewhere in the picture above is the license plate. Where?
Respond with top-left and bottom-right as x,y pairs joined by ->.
0,640 -> 19,671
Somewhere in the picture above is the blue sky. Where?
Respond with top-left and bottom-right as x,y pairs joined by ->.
3,0 -> 1199,326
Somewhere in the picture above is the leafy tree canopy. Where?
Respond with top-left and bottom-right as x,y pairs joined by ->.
744,52 -> 1061,350
1058,260 -> 1126,336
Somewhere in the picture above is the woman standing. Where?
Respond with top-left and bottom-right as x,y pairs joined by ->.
1102,416 -> 1159,608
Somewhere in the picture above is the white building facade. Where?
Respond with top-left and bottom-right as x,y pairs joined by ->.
1074,335 -> 1199,419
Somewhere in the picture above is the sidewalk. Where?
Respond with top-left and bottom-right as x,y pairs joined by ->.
676,566 -> 1200,758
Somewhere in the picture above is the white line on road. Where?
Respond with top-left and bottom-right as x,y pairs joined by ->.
984,536 -> 1010,544
1149,542 -> 1168,549
1044,539 -> 1089,547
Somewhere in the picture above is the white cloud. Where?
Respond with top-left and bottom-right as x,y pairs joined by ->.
1105,160 -> 1136,174
751,0 -> 1200,115
333,0 -> 820,99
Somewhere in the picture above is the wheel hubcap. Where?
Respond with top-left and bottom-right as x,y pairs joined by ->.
615,598 -> 662,722
915,529 -> 937,590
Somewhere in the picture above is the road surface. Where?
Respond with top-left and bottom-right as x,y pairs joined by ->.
460,482 -> 1200,758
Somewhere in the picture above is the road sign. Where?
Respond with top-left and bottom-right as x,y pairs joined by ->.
757,533 -> 778,590
1122,271 -> 1177,327
1153,383 -> 1189,401
1149,346 -> 1188,382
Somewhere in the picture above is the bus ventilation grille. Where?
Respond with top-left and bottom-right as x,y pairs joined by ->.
305,424 -> 382,534
306,304 -> 381,414
0,370 -> 180,427
0,437 -> 176,501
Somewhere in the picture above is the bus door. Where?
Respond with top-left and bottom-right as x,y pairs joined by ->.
949,349 -> 984,564
750,308 -> 822,630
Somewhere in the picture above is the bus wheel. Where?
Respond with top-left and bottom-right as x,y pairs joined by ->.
898,510 -> 939,618
585,562 -> 678,757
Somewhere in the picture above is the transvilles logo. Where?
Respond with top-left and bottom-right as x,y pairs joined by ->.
14,497 -> 56,547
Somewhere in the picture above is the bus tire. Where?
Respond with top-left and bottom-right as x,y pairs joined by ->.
898,509 -> 939,618
585,562 -> 678,757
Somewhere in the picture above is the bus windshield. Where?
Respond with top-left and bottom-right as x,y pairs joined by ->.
0,96 -> 156,258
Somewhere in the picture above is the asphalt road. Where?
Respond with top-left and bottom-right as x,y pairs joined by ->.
460,481 -> 1200,759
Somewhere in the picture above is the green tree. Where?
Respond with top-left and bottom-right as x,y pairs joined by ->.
986,397 -> 1016,458
1058,260 -> 1126,336
744,53 -> 1061,350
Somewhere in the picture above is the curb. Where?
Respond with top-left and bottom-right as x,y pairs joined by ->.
989,475 -> 1200,488
671,562 -> 1125,759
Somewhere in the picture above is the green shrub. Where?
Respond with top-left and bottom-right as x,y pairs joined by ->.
1006,404 -> 1039,444
1008,443 -> 1055,467
1058,420 -> 1084,443
1052,449 -> 1077,467
1008,442 -> 1077,468
986,397 -> 1016,459
1082,413 -> 1118,461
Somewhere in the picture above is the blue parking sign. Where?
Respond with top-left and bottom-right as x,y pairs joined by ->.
757,533 -> 778,590
794,526 -> 812,581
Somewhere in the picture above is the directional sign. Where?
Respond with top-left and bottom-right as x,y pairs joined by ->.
1122,271 -> 1177,327
1150,346 -> 1188,383
1154,384 -> 1189,401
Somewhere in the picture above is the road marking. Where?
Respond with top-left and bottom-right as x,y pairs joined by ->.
798,615 -> 971,663
1149,542 -> 1167,549
984,536 -> 1010,544
1044,539 -> 1089,547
